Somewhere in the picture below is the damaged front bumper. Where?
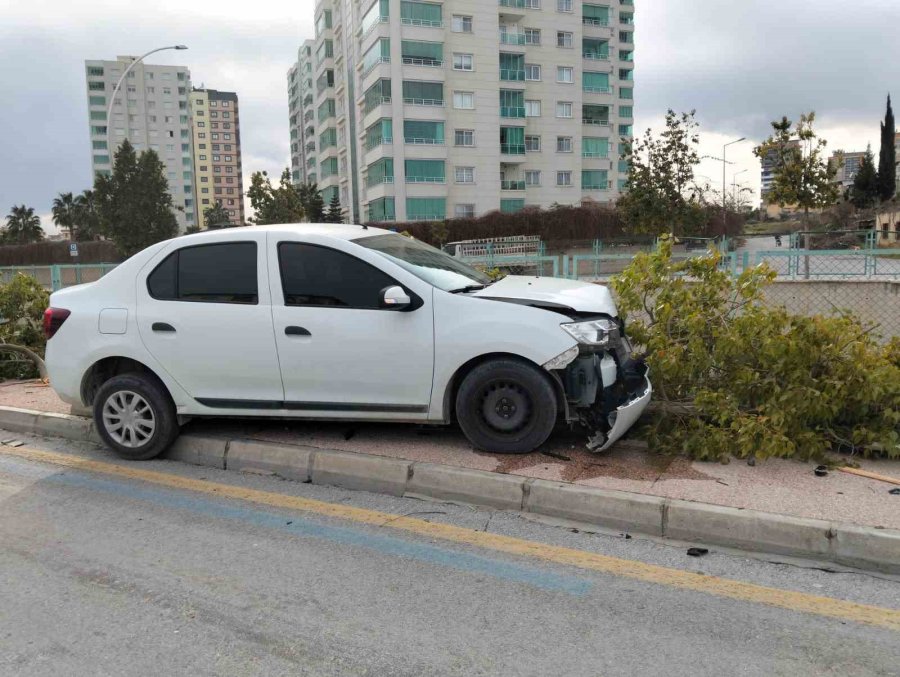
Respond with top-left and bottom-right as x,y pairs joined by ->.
553,332 -> 652,452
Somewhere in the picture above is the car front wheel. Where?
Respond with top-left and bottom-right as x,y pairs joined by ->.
455,359 -> 558,454
93,373 -> 179,461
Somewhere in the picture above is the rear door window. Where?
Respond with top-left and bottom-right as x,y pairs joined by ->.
147,242 -> 258,304
278,242 -> 396,308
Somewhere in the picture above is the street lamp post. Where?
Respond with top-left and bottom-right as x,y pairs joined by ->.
722,137 -> 746,231
105,45 -> 188,157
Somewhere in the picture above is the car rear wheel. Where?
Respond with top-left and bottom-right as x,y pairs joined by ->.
93,373 -> 179,461
455,359 -> 558,454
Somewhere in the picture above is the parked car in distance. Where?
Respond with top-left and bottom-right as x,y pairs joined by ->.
44,224 -> 651,460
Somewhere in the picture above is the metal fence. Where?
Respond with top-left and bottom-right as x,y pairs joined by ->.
0,263 -> 118,292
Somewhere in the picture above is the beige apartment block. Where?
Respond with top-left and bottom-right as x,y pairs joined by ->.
830,150 -> 866,192
293,0 -> 635,223
190,88 -> 246,228
84,56 -> 197,231
289,40 -> 319,188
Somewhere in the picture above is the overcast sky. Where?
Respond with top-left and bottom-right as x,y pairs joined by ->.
1,0 -> 898,232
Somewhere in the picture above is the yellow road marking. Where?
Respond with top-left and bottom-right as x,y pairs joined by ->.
3,444 -> 899,632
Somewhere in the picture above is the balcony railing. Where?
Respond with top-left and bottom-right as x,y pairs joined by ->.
361,16 -> 389,40
365,136 -> 393,150
401,56 -> 443,67
498,0 -> 526,7
366,175 -> 395,187
406,176 -> 446,184
582,118 -> 610,126
582,151 -> 609,158
583,52 -> 610,60
500,69 -> 526,81
401,17 -> 443,27
501,143 -> 526,155
500,106 -> 525,118
501,180 -> 526,190
362,56 -> 390,77
583,85 -> 613,93
364,96 -> 392,113
403,97 -> 445,106
404,137 -> 445,145
582,17 -> 610,26
500,32 -> 527,45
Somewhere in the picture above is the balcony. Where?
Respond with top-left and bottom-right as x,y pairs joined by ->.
500,144 -> 525,155
500,69 -> 525,81
583,51 -> 610,61
501,180 -> 526,190
365,136 -> 393,151
582,118 -> 610,126
583,85 -> 613,94
405,137 -> 444,145
400,17 -> 443,27
401,56 -> 443,68
500,32 -> 527,46
402,97 -> 445,107
500,106 -> 525,118
406,176 -> 446,184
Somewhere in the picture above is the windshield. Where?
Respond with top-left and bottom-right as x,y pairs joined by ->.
355,233 -> 492,291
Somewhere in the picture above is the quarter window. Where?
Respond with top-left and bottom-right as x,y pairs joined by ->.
278,243 -> 398,309
147,243 -> 258,304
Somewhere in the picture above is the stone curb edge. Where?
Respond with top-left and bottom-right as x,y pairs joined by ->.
1,405 -> 897,575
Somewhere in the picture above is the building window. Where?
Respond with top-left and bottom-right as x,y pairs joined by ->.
454,129 -> 475,147
525,170 -> 541,186
525,135 -> 541,152
198,133 -> 206,139
557,171 -> 572,186
556,101 -> 573,118
197,121 -> 205,128
525,64 -> 541,81
453,53 -> 474,71
557,67 -> 573,83
455,166 -> 475,184
557,136 -> 572,152
524,28 -> 540,45
225,155 -> 232,161
557,0 -> 572,11
454,204 -> 475,218
524,100 -> 541,117
224,133 -> 232,140
453,91 -> 474,109
557,31 -> 573,48
451,15 -> 472,32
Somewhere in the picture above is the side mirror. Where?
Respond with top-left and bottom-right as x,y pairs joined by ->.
380,285 -> 411,310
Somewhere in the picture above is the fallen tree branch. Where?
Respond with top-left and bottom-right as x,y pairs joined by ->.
0,344 -> 47,381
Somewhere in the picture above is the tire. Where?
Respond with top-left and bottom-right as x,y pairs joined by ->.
455,358 -> 558,454
93,373 -> 179,461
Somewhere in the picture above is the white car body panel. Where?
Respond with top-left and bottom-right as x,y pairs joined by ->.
45,224 -> 649,447
471,275 -> 618,315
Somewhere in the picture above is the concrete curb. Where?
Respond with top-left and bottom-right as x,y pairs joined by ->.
3,404 -> 899,574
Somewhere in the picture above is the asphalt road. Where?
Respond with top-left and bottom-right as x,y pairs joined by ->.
1,432 -> 899,677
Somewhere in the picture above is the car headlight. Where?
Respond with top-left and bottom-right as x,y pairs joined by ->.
560,318 -> 620,347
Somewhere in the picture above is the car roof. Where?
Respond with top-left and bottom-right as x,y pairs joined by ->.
176,223 -> 396,243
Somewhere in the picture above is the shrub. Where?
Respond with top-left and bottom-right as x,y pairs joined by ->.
612,237 -> 900,462
0,274 -> 50,379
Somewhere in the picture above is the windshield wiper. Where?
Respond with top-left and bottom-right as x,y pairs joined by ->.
448,284 -> 488,294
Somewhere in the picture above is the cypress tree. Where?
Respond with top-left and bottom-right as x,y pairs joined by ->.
877,95 -> 896,202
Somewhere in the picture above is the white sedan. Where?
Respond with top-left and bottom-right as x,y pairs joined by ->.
44,224 -> 651,460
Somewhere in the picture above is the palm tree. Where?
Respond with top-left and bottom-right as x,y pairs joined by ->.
4,205 -> 44,244
52,192 -> 78,240
74,189 -> 99,241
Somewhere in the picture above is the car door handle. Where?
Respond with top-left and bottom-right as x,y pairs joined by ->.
285,326 -> 311,337
152,322 -> 176,333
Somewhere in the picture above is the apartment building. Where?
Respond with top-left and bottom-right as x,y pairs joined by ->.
190,88 -> 246,227
296,0 -> 635,223
830,150 -> 866,191
84,56 -> 197,231
289,40 -> 319,187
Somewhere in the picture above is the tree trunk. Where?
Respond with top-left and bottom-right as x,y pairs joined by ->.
803,206 -> 810,279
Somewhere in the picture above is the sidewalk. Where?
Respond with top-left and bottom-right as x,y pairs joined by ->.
2,379 -> 899,531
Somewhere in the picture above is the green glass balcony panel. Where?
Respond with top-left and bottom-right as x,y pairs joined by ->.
499,89 -> 525,118
316,39 -> 334,63
401,40 -> 443,66
400,1 -> 442,27
500,31 -> 527,45
322,185 -> 339,204
362,38 -> 391,73
320,157 -> 339,178
500,126 -> 525,154
367,157 -> 395,186
403,120 -> 444,144
402,80 -> 443,105
364,79 -> 392,112
500,199 -> 525,213
319,127 -> 338,149
406,197 -> 445,221
499,53 -> 525,81
498,0 -> 525,7
405,159 -> 445,183
582,137 -> 610,158
361,0 -> 390,34
88,96 -> 106,106
500,180 -> 526,191
365,118 -> 393,149
367,197 -> 396,222
583,104 -> 610,124
582,4 -> 610,25
583,38 -> 610,59
317,98 -> 336,123
583,71 -> 611,93
581,169 -> 608,189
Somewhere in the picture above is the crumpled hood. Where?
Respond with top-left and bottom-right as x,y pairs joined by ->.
470,275 -> 618,316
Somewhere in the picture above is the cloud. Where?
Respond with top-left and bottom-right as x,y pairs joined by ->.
2,0 -> 898,222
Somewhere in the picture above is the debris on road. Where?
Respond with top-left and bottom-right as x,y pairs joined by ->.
814,466 -> 829,477
837,466 -> 900,486
687,547 -> 709,557
889,488 -> 900,496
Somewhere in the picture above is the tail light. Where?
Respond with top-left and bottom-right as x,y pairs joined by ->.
43,308 -> 71,339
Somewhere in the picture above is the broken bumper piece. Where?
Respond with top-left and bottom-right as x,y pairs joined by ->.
586,373 -> 652,452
